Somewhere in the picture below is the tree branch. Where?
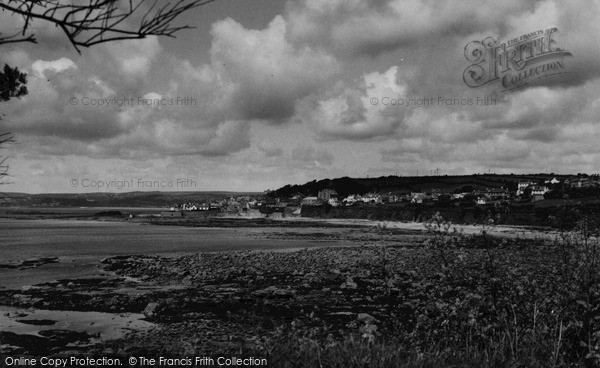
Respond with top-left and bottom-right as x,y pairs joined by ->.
0,0 -> 217,53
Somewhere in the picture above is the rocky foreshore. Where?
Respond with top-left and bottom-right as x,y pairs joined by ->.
0,241 -> 443,356
0,229 -> 570,367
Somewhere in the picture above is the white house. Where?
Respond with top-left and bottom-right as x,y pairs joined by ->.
328,198 -> 340,206
530,185 -> 549,196
343,195 -> 360,205
517,181 -> 536,196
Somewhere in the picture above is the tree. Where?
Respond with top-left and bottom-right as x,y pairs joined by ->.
0,63 -> 27,102
0,64 -> 27,185
1,0 -> 218,186
0,0 -> 216,53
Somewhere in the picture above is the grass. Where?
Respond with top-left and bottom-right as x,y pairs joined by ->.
246,213 -> 600,368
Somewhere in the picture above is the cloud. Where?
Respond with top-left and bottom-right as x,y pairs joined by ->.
257,140 -> 284,158
291,146 -> 334,168
3,20 -> 334,159
298,66 -> 412,139
207,15 -> 339,121
3,0 -> 600,194
286,0 -> 543,57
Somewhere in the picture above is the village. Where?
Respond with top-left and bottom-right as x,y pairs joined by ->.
168,174 -> 600,218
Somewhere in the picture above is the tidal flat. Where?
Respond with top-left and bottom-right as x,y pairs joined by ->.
0,216 -> 597,367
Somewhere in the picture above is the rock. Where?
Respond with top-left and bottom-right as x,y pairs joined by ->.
143,302 -> 160,318
273,288 -> 296,297
323,271 -> 341,282
16,319 -> 56,326
253,286 -> 296,297
357,313 -> 377,324
343,277 -> 358,289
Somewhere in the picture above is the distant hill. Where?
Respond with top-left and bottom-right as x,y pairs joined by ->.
269,174 -> 572,198
0,191 -> 261,208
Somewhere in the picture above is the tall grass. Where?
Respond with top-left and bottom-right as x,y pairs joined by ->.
250,213 -> 600,368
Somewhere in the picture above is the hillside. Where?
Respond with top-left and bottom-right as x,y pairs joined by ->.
269,174 -> 571,198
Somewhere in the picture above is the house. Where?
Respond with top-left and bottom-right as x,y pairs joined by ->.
545,177 -> 561,185
343,195 -> 360,205
386,194 -> 401,203
529,185 -> 549,202
452,193 -> 466,200
301,197 -> 322,206
361,193 -> 382,204
328,198 -> 340,207
576,178 -> 593,188
487,188 -> 510,201
565,176 -> 596,189
530,185 -> 549,196
517,181 -> 536,196
318,188 -> 339,201
410,192 -> 427,203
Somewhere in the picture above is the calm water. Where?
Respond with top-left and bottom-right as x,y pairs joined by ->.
0,218 -> 338,289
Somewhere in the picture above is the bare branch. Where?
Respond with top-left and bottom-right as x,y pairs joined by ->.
0,132 -> 14,186
0,31 -> 37,45
0,132 -> 15,145
0,0 -> 217,53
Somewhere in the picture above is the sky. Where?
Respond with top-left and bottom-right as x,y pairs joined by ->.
0,0 -> 599,193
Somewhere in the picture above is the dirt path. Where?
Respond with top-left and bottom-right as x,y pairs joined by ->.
276,217 -> 562,240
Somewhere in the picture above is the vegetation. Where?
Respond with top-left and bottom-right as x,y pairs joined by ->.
0,0 -> 217,53
250,213 -> 600,367
0,64 -> 28,187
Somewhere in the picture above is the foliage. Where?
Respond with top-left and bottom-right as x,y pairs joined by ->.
0,64 -> 27,102
0,64 -> 27,186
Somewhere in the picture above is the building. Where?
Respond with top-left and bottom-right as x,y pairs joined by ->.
411,192 -> 427,203
487,188 -> 510,201
301,197 -> 322,206
328,198 -> 340,206
530,185 -> 549,196
361,193 -> 382,203
343,194 -> 360,205
517,181 -> 536,196
545,177 -> 561,185
318,189 -> 339,201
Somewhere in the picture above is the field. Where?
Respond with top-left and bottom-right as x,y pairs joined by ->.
1,215 -> 599,367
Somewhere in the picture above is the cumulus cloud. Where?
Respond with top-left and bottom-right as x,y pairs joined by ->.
1,13 -> 340,160
298,66 -> 412,139
208,15 -> 339,121
2,0 -> 600,193
286,0 -> 543,57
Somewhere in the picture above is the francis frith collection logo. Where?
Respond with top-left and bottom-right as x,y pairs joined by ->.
463,27 -> 572,91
